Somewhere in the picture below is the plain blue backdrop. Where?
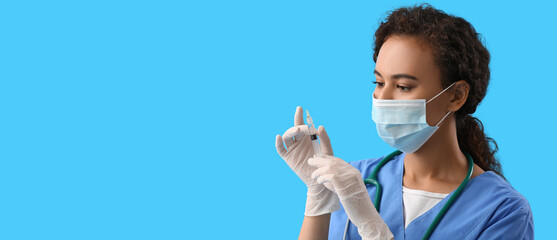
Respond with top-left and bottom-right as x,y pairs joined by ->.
1,0 -> 555,239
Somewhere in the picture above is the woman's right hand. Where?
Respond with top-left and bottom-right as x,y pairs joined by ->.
275,106 -> 319,186
275,106 -> 339,216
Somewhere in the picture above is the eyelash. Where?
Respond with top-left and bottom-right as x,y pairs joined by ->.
373,81 -> 413,92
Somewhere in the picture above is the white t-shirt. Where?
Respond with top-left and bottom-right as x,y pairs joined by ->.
402,186 -> 450,229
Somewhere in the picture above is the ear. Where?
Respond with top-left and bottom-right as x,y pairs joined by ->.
447,80 -> 470,112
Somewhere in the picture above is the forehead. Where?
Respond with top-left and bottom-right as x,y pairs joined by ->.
375,35 -> 441,83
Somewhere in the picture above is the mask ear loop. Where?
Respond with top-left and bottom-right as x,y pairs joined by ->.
426,82 -> 457,126
426,81 -> 458,104
435,111 -> 452,127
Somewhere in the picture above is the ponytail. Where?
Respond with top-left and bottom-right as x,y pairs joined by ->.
456,113 -> 505,179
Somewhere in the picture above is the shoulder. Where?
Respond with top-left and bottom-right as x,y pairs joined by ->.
465,172 -> 534,238
473,172 -> 531,211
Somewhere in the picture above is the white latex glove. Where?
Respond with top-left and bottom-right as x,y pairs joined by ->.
275,106 -> 340,216
308,154 -> 394,240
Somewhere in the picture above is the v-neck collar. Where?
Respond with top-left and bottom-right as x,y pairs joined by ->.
394,153 -> 492,238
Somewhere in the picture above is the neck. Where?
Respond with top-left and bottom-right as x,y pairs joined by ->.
403,117 -> 469,190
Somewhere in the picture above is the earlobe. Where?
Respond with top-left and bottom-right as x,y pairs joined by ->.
449,80 -> 470,112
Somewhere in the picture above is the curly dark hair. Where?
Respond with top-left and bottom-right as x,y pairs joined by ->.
373,3 -> 504,179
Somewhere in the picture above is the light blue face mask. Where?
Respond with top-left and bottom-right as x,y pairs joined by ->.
371,82 -> 456,153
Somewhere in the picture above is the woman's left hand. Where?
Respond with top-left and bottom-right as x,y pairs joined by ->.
308,155 -> 365,197
308,153 -> 394,240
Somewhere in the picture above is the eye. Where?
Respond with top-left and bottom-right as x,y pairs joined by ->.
373,81 -> 384,88
397,85 -> 413,92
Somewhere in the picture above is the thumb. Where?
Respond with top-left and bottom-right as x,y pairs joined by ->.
318,126 -> 333,156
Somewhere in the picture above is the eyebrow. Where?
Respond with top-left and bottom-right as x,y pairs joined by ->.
374,69 -> 419,81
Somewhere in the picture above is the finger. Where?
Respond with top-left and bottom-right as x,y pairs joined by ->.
311,166 -> 332,180
316,173 -> 335,184
294,106 -> 304,126
307,157 -> 322,167
282,126 -> 304,147
318,126 -> 334,156
308,156 -> 337,168
323,182 -> 334,191
275,135 -> 287,158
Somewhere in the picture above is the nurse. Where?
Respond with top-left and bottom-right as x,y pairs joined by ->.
275,4 -> 533,240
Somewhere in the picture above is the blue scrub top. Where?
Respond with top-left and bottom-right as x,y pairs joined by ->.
329,153 -> 534,240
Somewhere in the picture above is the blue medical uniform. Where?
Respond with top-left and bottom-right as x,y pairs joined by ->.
329,153 -> 534,240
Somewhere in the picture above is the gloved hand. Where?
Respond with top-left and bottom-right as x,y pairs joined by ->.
275,106 -> 340,216
308,135 -> 394,240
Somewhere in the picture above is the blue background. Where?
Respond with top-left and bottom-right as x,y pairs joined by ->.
1,0 -> 555,239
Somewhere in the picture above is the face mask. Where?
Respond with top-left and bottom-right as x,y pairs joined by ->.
371,82 -> 456,153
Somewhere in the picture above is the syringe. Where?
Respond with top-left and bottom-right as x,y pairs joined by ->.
306,110 -> 323,157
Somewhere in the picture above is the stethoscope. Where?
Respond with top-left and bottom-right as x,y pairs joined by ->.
342,150 -> 474,240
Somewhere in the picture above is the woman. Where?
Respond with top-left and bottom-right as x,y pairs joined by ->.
275,4 -> 533,240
